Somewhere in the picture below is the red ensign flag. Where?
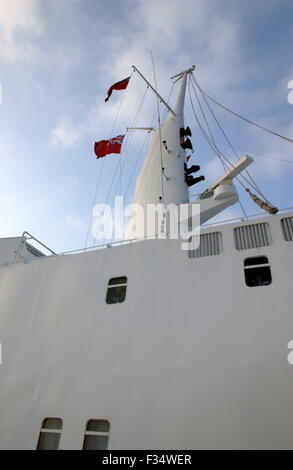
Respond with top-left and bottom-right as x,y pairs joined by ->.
94,135 -> 125,159
105,76 -> 130,102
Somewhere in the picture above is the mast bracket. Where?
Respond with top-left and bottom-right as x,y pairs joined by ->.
170,65 -> 196,80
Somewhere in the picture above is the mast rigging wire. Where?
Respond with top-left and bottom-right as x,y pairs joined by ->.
85,72 -> 147,249
194,79 -> 293,144
96,85 -> 149,246
188,79 -> 248,216
84,73 -> 134,250
190,76 -> 271,204
188,78 -> 274,212
150,50 -> 164,203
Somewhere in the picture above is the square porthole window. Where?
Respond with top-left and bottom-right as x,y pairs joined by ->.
106,277 -> 127,304
83,420 -> 110,450
36,418 -> 63,450
244,256 -> 272,287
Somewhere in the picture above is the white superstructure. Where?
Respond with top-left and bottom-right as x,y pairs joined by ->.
0,66 -> 292,450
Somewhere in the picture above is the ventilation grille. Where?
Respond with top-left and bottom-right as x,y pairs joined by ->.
234,222 -> 271,250
281,216 -> 293,241
189,232 -> 222,258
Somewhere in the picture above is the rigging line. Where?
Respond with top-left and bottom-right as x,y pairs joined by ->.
124,131 -> 151,200
188,86 -> 251,219
189,83 -> 261,199
190,78 -> 274,205
105,86 -> 149,208
191,75 -> 239,161
121,107 -> 159,203
188,79 -> 229,171
190,77 -> 270,204
189,88 -> 247,218
84,82 -> 130,250
191,77 -> 268,202
120,105 -> 161,202
97,86 -> 149,246
88,81 -> 147,249
238,198 -> 248,218
194,78 -> 293,144
150,50 -> 164,203
189,77 -> 227,172
162,83 -> 175,120
227,148 -> 293,164
190,127 -> 293,163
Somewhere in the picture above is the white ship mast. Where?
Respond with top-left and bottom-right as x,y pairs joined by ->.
129,66 -> 253,234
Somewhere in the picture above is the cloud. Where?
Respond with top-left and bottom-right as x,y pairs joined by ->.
65,215 -> 84,230
47,0 -> 249,150
50,117 -> 84,148
0,0 -> 43,62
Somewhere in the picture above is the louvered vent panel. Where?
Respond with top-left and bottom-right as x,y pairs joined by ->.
281,216 -> 293,241
189,232 -> 222,258
233,222 -> 271,250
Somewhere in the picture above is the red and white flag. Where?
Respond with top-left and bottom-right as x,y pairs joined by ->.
94,135 -> 125,159
105,76 -> 130,102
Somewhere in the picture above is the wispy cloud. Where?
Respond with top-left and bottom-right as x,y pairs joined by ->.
50,117 -> 84,148
65,215 -> 85,230
0,0 -> 43,62
1,0 -> 292,251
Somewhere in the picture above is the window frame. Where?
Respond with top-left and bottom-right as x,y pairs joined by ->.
243,256 -> 272,287
106,276 -> 127,304
36,417 -> 63,450
82,419 -> 110,450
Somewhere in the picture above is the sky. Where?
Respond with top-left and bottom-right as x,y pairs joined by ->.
0,0 -> 292,253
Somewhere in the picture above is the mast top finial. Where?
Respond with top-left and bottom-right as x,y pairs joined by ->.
170,65 -> 195,80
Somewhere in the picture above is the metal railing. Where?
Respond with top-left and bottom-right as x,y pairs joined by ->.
12,231 -> 56,264
57,206 -> 293,256
6,207 -> 293,262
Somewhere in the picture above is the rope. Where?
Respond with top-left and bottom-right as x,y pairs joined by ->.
188,80 -> 248,216
105,86 -> 149,207
189,76 -> 275,206
151,50 -> 164,203
191,76 -> 271,204
190,128 -> 293,164
124,131 -> 151,200
95,85 -> 149,246
194,79 -> 293,144
162,83 -> 175,120
188,79 -> 266,217
189,76 -> 228,171
84,74 -> 133,250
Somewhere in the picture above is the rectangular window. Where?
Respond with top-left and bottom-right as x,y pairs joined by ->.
281,216 -> 293,241
188,232 -> 222,258
83,420 -> 110,450
244,256 -> 272,287
106,276 -> 127,304
37,418 -> 62,450
234,222 -> 272,250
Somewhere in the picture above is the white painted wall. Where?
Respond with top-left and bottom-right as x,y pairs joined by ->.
0,212 -> 292,449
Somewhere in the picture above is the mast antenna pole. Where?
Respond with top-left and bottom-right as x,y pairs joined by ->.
150,51 -> 165,205
132,65 -> 176,116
